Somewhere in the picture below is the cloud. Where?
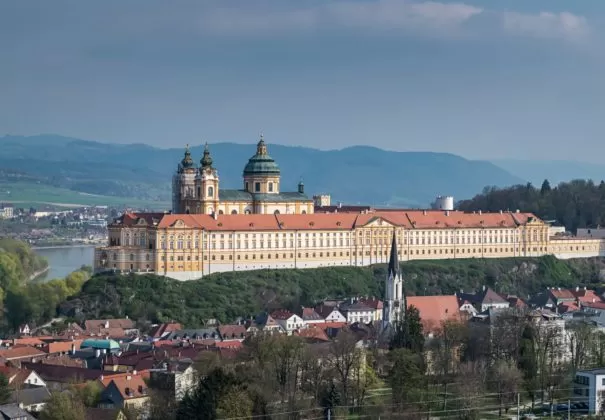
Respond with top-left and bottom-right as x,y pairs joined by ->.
502,11 -> 589,42
200,0 -> 483,36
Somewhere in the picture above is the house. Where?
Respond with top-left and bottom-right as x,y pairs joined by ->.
0,346 -> 46,365
11,387 -> 51,413
0,403 -> 36,420
458,299 -> 478,316
294,326 -> 330,343
0,367 -> 46,388
217,325 -> 247,341
149,362 -> 195,401
338,301 -> 374,324
572,287 -> 602,305
270,310 -> 305,333
297,307 -> 325,325
20,362 -> 109,390
573,368 -> 605,415
248,313 -> 284,334
356,298 -> 384,322
531,287 -> 577,309
43,340 -> 83,356
99,373 -> 150,411
85,318 -> 136,332
148,323 -> 182,340
164,328 -> 219,341
407,295 -> 461,336
84,407 -> 127,420
80,339 -> 121,354
18,325 -> 30,336
314,305 -> 347,323
458,287 -> 510,312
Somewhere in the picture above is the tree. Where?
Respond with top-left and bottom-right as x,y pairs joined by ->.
454,361 -> 488,420
519,324 -> 539,409
540,179 -> 552,196
40,392 -> 86,420
388,349 -> 425,412
73,381 -> 102,407
216,386 -> 254,419
328,329 -> 364,406
177,367 -> 251,420
488,360 -> 522,417
391,305 -> 424,353
567,321 -> 595,373
0,374 -> 11,404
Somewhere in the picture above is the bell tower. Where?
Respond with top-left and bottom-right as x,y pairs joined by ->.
383,230 -> 404,327
195,143 -> 220,215
172,145 -> 197,214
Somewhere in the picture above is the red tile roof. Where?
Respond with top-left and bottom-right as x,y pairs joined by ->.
217,325 -> 246,340
0,346 -> 45,360
407,295 -> 461,333
270,310 -> 295,321
43,340 -> 83,355
85,318 -> 134,331
149,323 -> 182,339
357,297 -> 383,310
572,289 -> 602,304
549,289 -> 575,300
294,327 -> 330,342
582,301 -> 605,311
103,374 -> 149,400
11,338 -> 45,347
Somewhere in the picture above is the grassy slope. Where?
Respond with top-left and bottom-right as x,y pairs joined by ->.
0,181 -> 169,209
64,256 -> 605,327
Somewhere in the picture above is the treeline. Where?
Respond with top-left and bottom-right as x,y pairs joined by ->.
0,238 -> 48,289
0,238 -> 92,333
63,256 -> 605,328
457,179 -> 605,232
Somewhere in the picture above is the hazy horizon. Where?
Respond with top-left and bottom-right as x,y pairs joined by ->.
2,1 -> 605,162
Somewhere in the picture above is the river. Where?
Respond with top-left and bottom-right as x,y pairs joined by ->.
33,245 -> 95,281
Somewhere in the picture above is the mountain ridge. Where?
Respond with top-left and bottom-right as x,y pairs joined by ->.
0,134 -> 523,208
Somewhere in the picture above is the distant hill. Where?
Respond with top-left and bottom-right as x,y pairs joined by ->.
0,134 -> 523,208
491,159 -> 605,186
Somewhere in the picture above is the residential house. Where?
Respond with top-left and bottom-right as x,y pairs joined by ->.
0,403 -> 36,420
18,325 -> 30,336
294,327 -> 330,343
11,387 -> 51,413
20,362 -> 108,390
458,299 -> 478,316
459,287 -> 510,312
297,307 -> 325,325
217,325 -> 247,341
338,301 -> 374,324
164,328 -> 219,341
407,295 -> 461,336
81,339 -> 121,354
0,346 -> 46,366
314,305 -> 347,323
85,318 -> 136,332
270,310 -> 305,333
148,323 -> 182,340
573,368 -> 605,415
43,339 -> 83,356
99,373 -> 150,411
357,297 -> 384,322
149,362 -> 195,401
0,367 -> 46,388
248,313 -> 284,334
531,287 -> 576,310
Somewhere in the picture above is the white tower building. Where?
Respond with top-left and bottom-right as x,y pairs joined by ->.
432,195 -> 454,211
383,231 -> 404,327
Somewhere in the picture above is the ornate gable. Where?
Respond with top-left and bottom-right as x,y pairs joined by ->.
363,217 -> 394,228
170,219 -> 188,228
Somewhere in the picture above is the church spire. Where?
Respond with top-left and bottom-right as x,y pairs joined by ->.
180,144 -> 194,169
387,230 -> 400,279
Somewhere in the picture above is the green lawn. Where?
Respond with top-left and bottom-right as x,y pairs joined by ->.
0,181 -> 169,210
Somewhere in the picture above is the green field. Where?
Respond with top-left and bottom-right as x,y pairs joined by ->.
0,181 -> 169,210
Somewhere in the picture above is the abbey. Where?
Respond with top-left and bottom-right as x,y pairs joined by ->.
172,135 -> 314,216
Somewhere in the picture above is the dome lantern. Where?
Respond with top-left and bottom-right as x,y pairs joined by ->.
243,134 -> 280,176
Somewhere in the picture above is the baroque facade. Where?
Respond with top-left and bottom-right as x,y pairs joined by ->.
172,136 -> 314,216
94,209 -> 605,281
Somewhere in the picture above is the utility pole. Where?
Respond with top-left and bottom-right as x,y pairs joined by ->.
568,399 -> 571,420
327,408 -> 331,420
517,393 -> 520,420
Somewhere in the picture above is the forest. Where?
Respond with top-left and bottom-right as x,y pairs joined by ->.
62,255 -> 605,328
457,179 -> 605,232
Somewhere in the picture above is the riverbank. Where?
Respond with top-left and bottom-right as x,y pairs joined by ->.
32,244 -> 99,250
28,266 -> 50,282
33,246 -> 95,281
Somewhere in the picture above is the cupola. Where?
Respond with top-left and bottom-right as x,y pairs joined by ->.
200,143 -> 213,169
180,145 -> 194,169
243,134 -> 281,177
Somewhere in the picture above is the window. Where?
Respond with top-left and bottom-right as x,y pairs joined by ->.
268,182 -> 274,192
245,182 -> 249,191
208,186 -> 214,197
255,182 -> 261,192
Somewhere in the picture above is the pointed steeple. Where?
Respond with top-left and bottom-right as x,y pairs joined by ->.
201,142 -> 213,169
387,230 -> 400,278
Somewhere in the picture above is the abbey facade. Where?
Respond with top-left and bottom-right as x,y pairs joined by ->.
172,136 -> 314,216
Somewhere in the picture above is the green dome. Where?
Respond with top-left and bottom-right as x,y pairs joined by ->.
180,145 -> 195,169
243,135 -> 280,176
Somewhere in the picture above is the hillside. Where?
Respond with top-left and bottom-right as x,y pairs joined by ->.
0,134 -> 522,208
61,256 -> 605,327
457,179 -> 605,232
492,158 -> 605,186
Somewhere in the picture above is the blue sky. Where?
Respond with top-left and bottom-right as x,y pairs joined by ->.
1,0 -> 604,161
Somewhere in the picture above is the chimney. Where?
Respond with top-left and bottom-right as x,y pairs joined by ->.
479,210 -> 482,215
70,343 -> 76,354
127,375 -> 132,380
445,210 -> 450,216
482,285 -> 486,292
133,369 -> 137,375
423,210 -> 427,215
95,349 -> 101,358
576,286 -> 579,292
213,212 -> 218,220
499,210 -> 503,214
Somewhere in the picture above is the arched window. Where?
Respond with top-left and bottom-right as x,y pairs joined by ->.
274,210 -> 280,215
218,210 -> 224,215
231,210 -> 238,215
208,186 -> 214,197
268,182 -> 274,192
197,187 -> 201,197
245,209 -> 252,214
302,210 -> 307,214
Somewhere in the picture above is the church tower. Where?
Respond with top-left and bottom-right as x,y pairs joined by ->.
383,230 -> 404,326
172,145 -> 197,214
243,134 -> 281,195
195,143 -> 220,215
